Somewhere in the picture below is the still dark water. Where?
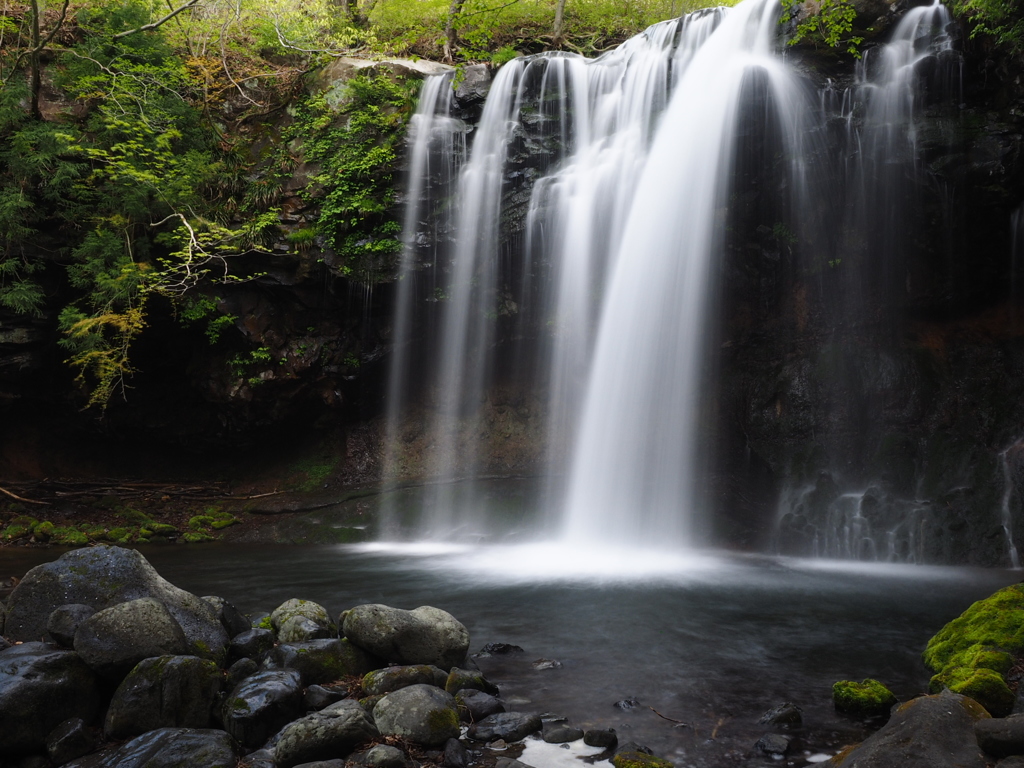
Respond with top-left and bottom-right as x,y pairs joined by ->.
2,544 -> 1018,767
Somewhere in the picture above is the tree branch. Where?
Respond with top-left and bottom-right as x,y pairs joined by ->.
112,0 -> 201,40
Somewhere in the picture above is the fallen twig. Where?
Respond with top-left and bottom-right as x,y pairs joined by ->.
0,486 -> 49,506
649,706 -> 687,726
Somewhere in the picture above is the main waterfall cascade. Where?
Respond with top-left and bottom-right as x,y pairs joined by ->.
381,0 -> 1004,561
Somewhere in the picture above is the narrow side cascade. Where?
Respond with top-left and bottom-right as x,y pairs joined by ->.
1000,440 -> 1022,569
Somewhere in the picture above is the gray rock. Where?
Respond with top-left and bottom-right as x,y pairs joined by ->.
226,657 -> 259,692
271,599 -> 336,643
62,727 -> 238,768
352,743 -> 410,767
976,714 -> 1024,759
760,701 -> 802,726
997,758 -> 1024,768
445,666 -> 499,695
0,642 -> 101,756
46,718 -> 96,765
293,762 -> 345,768
47,604 -> 96,647
105,655 -> 221,738
5,546 -> 228,662
222,669 -> 304,749
202,596 -> 250,639
822,690 -> 988,767
244,748 -> 277,768
230,627 -> 275,663
343,604 -> 469,670
494,759 -> 532,768
264,638 -> 377,685
74,598 -> 189,678
455,688 -> 505,722
373,683 -> 460,747
543,724 -> 584,743
273,699 -> 379,768
305,684 -> 345,711
443,737 -> 469,768
756,732 -> 790,756
584,728 -> 618,749
467,711 -> 543,742
363,664 -> 448,695
454,64 -> 491,104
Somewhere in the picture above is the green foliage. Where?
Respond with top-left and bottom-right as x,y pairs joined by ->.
286,73 -> 417,281
178,294 -> 237,344
780,0 -> 863,56
949,0 -> 1024,58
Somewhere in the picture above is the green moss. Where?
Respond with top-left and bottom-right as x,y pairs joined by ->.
832,679 -> 898,717
426,706 -> 458,739
923,583 -> 1024,716
611,752 -> 675,768
51,526 -> 89,546
256,615 -> 274,630
188,509 -> 238,532
104,526 -> 135,543
32,520 -> 55,539
148,522 -> 178,535
2,515 -> 39,541
183,531 -> 216,543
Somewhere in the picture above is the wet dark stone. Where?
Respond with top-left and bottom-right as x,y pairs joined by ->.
976,714 -> 1024,758
443,737 -> 469,768
756,732 -> 791,756
759,702 -> 803,726
225,658 -> 259,692
229,628 -> 275,663
467,712 -> 542,742
221,669 -> 304,749
62,727 -> 239,768
614,697 -> 641,711
305,684 -> 346,711
543,724 -> 584,743
455,688 -> 505,722
476,643 -> 524,656
46,604 -> 96,648
584,728 -> 618,749
46,718 -> 96,765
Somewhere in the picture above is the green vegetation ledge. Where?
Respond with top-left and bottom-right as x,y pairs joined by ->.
612,752 -> 675,768
923,582 -> 1024,717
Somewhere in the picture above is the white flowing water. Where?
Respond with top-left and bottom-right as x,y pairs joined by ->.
560,0 -> 810,547
386,0 -> 970,557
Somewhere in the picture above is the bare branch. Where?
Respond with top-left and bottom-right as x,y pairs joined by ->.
112,0 -> 202,40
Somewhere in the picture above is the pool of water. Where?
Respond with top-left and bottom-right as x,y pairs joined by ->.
1,543 -> 1017,767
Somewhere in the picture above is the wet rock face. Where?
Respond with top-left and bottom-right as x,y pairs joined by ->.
0,642 -> 101,756
74,598 -> 190,679
273,699 -> 380,768
822,690 -> 989,768
221,668 -> 305,749
62,727 -> 240,768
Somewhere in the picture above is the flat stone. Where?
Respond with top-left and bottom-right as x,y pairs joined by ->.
976,714 -> 1024,758
467,711 -> 542,742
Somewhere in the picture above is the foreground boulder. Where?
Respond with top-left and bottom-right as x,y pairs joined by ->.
222,669 -> 304,749
5,545 -> 229,662
362,664 -> 448,695
824,690 -> 989,767
74,598 -> 190,678
273,699 -> 380,768
64,727 -> 239,768
372,683 -> 461,746
105,655 -> 221,738
342,604 -> 469,669
0,642 -> 101,756
265,638 -> 377,685
271,598 -> 336,643
467,711 -> 543,742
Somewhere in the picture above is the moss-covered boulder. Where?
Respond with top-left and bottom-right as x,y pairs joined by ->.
362,664 -> 447,695
271,598 -> 336,643
832,679 -> 898,717
372,684 -> 460,747
923,583 -> 1024,716
611,752 -> 675,768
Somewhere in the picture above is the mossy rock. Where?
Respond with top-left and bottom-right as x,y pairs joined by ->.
611,752 -> 675,768
188,510 -> 239,532
923,583 -> 1024,716
2,516 -> 39,541
148,522 -> 178,535
50,526 -> 89,546
182,532 -> 216,544
832,679 -> 898,717
929,666 -> 1015,716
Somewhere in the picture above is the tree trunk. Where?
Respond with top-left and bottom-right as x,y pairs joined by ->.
553,0 -> 567,46
444,0 -> 466,62
29,0 -> 41,119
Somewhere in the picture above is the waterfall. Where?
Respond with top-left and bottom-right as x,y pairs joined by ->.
385,0 -> 964,557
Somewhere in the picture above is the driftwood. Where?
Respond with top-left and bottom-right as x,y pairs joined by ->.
0,485 -> 49,505
0,478 -> 283,505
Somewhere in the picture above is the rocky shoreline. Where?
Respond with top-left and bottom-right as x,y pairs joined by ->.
2,545 -> 1024,768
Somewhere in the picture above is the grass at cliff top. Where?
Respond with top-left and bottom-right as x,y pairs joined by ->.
370,0 -> 740,59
